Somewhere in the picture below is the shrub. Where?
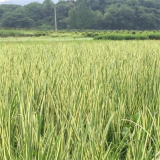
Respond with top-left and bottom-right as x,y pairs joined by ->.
42,32 -> 46,36
94,34 -> 148,40
131,31 -> 136,34
118,30 -> 123,34
94,32 -> 160,40
144,30 -> 148,33
46,31 -> 50,35
100,31 -> 104,35
61,30 -> 66,33
93,32 -> 99,36
35,31 -> 41,36
124,30 -> 130,34
112,31 -> 117,34
148,33 -> 160,40
85,32 -> 94,37
137,31 -> 142,34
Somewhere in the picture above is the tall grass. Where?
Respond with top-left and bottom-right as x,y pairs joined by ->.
0,41 -> 160,159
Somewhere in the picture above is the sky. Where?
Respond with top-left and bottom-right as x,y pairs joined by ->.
0,0 -> 59,5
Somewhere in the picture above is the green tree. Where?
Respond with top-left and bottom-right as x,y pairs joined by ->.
104,5 -> 119,29
1,11 -> 35,28
43,0 -> 54,17
104,4 -> 135,29
139,13 -> 156,29
24,2 -> 44,22
93,10 -> 104,29
76,1 -> 94,29
56,2 -> 75,29
67,8 -> 77,29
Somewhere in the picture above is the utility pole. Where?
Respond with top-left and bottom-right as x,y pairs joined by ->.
54,5 -> 58,33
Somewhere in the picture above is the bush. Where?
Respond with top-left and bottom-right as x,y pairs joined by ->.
93,32 -> 99,37
85,32 -> 94,37
148,33 -> 160,40
41,32 -> 46,36
94,32 -> 160,40
35,31 -> 41,36
118,30 -> 123,34
124,30 -> 130,34
137,31 -> 142,34
131,31 -> 136,34
46,31 -> 50,35
100,31 -> 104,35
112,31 -> 117,34
61,30 -> 66,33
144,30 -> 148,33
94,34 -> 148,40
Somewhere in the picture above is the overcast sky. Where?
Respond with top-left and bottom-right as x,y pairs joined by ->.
0,0 -> 59,5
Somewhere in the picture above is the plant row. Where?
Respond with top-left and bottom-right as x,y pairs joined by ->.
94,33 -> 160,40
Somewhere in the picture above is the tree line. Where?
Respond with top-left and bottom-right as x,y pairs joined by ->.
0,0 -> 160,30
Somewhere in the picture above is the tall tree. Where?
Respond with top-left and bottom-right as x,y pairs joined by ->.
93,10 -> 104,29
56,2 -> 75,29
24,2 -> 44,22
76,0 -> 93,29
43,0 -> 54,17
1,11 -> 35,28
68,8 -> 77,29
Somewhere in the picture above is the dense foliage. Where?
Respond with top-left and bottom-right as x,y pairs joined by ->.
94,32 -> 160,40
1,0 -> 160,30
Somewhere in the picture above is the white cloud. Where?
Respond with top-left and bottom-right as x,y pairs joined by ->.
0,0 -> 8,2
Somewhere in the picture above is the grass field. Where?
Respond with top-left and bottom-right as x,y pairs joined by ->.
0,39 -> 160,159
0,36 -> 93,43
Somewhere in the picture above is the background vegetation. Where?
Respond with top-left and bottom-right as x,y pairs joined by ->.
1,0 -> 160,30
2,29 -> 160,41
